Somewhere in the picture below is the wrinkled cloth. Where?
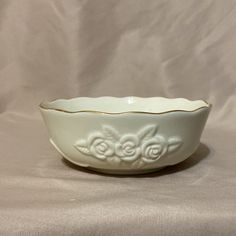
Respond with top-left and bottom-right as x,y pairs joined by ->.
0,0 -> 236,235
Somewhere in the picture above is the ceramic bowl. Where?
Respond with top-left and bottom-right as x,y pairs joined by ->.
39,97 -> 211,175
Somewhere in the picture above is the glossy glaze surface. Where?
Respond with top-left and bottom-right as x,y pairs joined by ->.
40,97 -> 211,174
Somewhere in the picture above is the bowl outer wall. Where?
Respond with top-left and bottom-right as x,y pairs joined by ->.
40,107 -> 210,170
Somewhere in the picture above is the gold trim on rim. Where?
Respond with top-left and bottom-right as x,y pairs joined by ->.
39,98 -> 211,115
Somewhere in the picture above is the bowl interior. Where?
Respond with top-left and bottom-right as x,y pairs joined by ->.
40,97 -> 209,113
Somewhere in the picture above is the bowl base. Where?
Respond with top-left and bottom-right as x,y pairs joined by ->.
87,167 -> 164,175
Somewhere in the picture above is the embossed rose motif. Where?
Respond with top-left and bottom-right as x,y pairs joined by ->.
74,124 -> 183,167
141,136 -> 167,163
88,134 -> 114,159
115,135 -> 141,161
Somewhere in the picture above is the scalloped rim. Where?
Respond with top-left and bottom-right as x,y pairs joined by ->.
39,96 -> 211,114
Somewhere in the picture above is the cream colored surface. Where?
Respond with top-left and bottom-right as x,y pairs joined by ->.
40,97 -> 210,174
0,0 -> 236,235
40,97 -> 209,112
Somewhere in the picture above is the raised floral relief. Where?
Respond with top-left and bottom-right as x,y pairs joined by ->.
74,125 -> 182,167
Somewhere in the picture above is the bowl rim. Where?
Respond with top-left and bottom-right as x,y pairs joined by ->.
39,96 -> 211,115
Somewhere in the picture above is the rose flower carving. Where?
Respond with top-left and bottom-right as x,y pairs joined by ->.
74,125 -> 182,167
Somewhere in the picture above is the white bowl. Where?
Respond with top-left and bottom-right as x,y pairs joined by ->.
39,97 -> 211,175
